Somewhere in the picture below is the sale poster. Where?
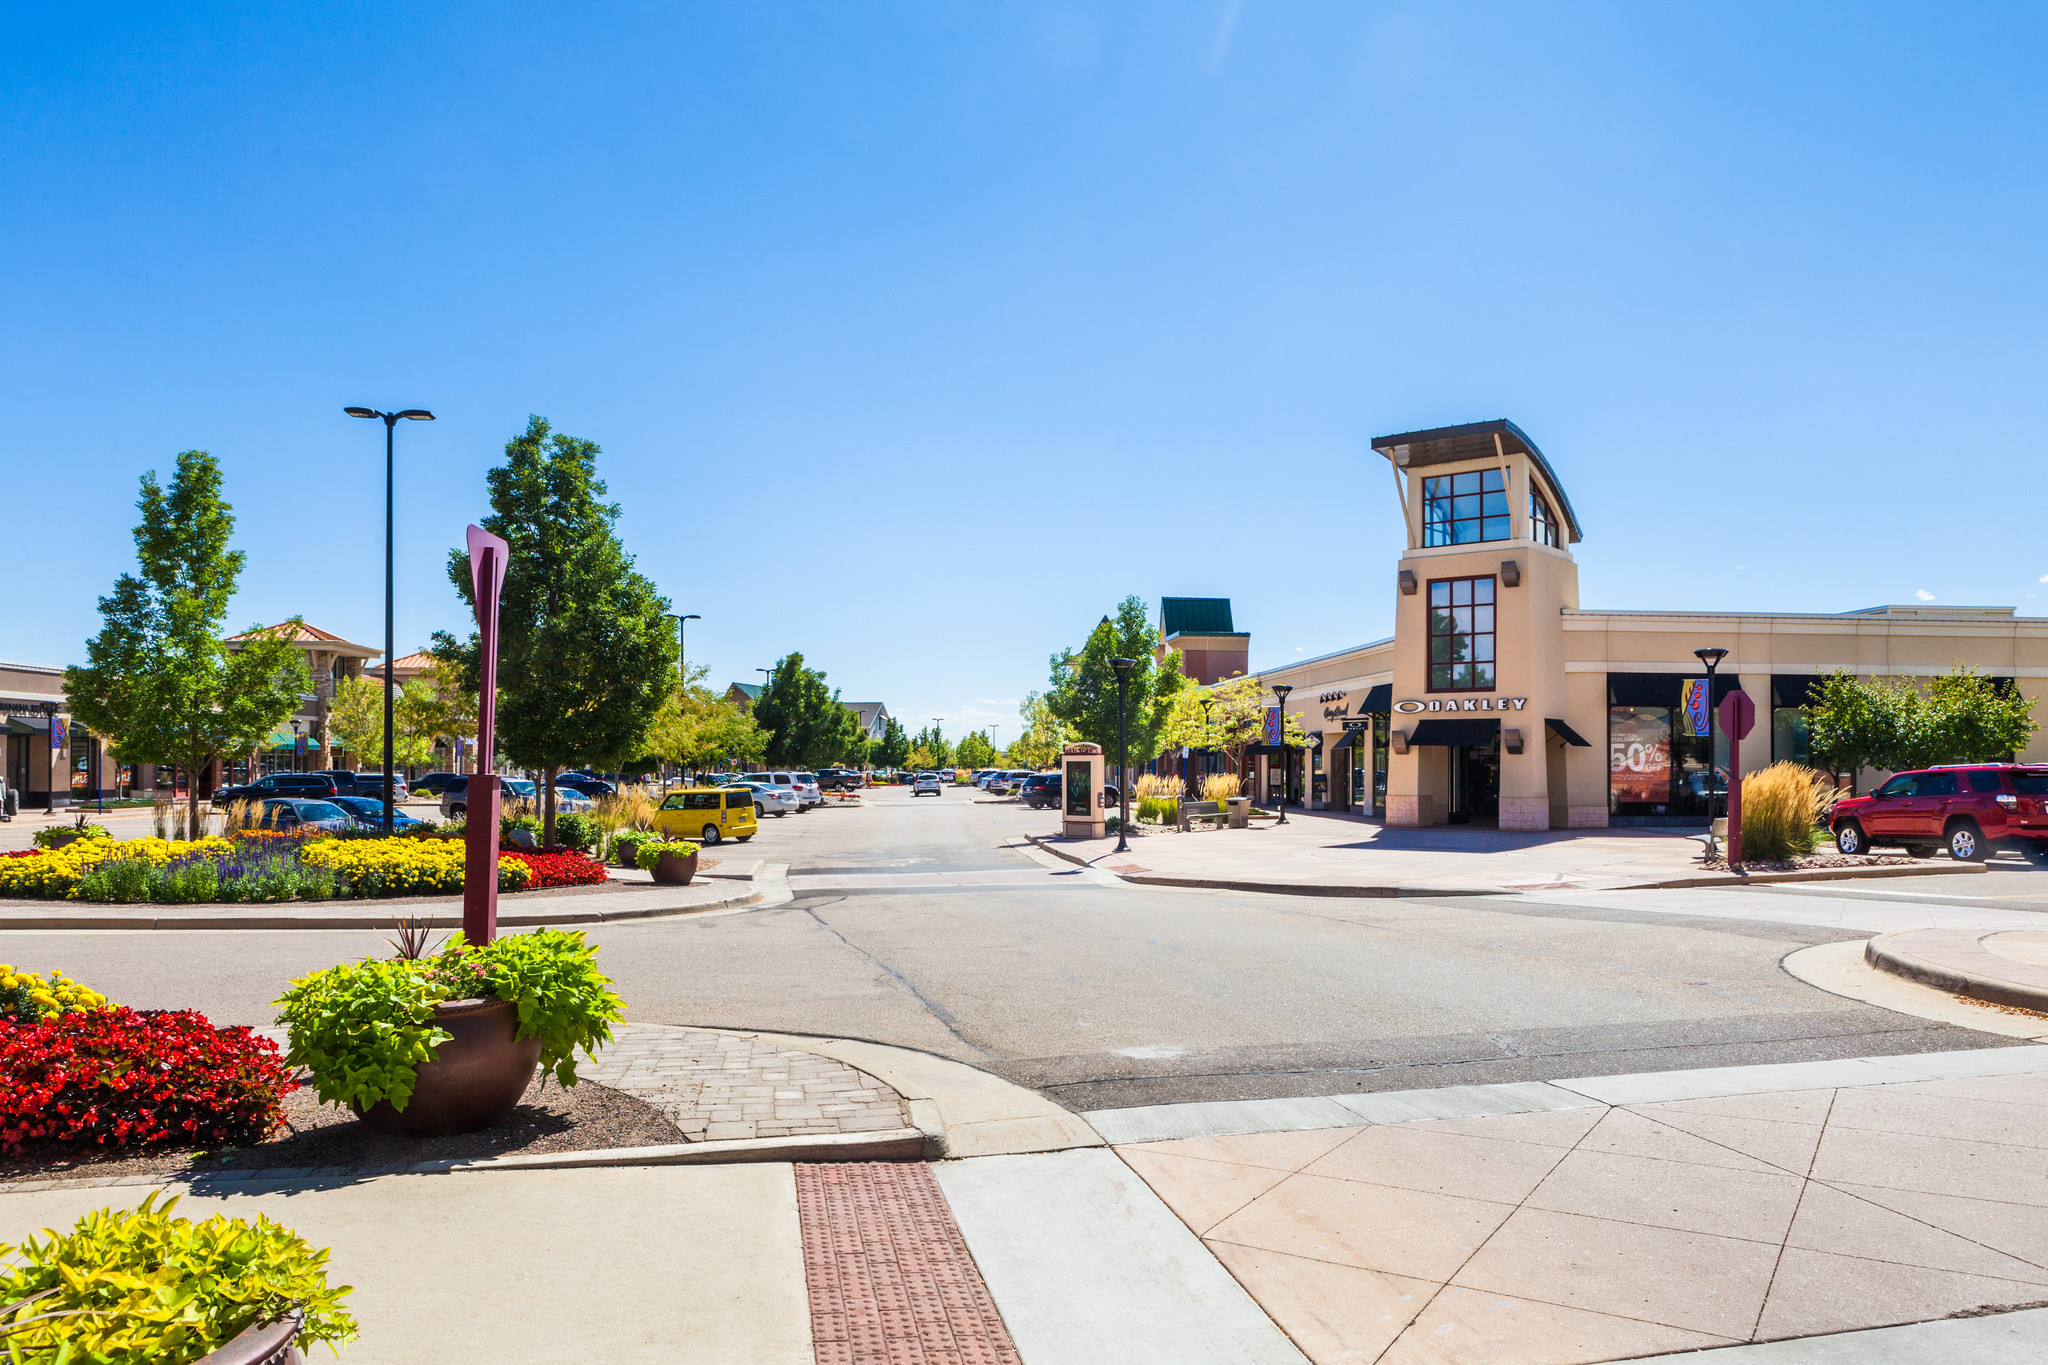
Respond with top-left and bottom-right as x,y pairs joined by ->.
1609,711 -> 1671,803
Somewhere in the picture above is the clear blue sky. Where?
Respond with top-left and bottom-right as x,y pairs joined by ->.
8,3 -> 2046,738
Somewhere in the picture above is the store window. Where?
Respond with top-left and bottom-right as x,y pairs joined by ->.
1608,674 -> 1731,822
1428,577 -> 1496,692
1771,708 -> 1810,766
1422,470 -> 1509,545
1530,489 -> 1559,547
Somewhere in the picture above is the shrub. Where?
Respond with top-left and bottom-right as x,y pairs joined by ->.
0,1192 -> 357,1365
552,811 -> 598,853
1133,773 -> 1185,801
1136,796 -> 1178,824
1200,772 -> 1242,802
0,966 -> 113,1025
633,839 -> 701,873
1739,762 -> 1845,863
276,930 -> 626,1111
611,828 -> 663,867
0,1008 -> 294,1154
500,848 -> 609,888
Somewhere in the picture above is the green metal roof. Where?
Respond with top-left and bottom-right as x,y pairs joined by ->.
731,682 -> 763,700
1161,597 -> 1242,637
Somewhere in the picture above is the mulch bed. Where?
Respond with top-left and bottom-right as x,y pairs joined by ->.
1703,852 -> 1920,872
0,1075 -> 684,1186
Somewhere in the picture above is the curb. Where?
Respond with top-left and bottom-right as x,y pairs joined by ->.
0,886 -> 763,931
1866,931 -> 2048,1014
1024,833 -> 1981,897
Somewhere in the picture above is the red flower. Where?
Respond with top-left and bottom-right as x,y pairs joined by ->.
0,1008 -> 295,1155
496,849 -> 609,889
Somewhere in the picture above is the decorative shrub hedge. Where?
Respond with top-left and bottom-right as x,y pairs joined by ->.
0,1007 -> 295,1154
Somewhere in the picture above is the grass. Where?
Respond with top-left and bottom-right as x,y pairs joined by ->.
1199,772 -> 1242,802
1739,762 -> 1844,862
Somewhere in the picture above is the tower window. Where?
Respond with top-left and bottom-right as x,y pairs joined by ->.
1531,488 -> 1559,547
1428,576 -> 1496,692
1422,470 -> 1508,545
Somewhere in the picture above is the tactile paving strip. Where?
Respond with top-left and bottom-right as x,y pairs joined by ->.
795,1162 -> 1023,1365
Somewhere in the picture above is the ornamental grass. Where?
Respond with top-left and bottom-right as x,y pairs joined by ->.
1738,762 -> 1845,863
1133,773 -> 1185,800
1199,772 -> 1243,801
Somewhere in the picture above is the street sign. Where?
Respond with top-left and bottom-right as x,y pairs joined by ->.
1718,691 -> 1756,741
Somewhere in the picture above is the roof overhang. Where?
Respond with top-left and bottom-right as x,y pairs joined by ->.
1371,418 -> 1583,544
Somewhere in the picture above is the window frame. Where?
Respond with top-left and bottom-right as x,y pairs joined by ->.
1421,469 -> 1510,547
1530,487 -> 1559,547
1424,574 -> 1498,694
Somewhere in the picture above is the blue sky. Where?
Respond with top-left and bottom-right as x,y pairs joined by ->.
7,3 -> 2047,738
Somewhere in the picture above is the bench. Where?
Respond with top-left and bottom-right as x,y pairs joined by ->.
1178,799 -> 1230,832
1693,817 -> 1729,861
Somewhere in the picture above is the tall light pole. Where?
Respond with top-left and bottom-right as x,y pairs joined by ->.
1694,647 -> 1729,821
345,406 -> 435,834
1199,695 -> 1215,794
1271,683 -> 1294,824
1111,658 -> 1136,851
666,613 -> 700,682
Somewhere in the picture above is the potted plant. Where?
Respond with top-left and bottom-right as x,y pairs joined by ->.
637,838 -> 701,885
611,827 -> 659,869
275,929 -> 626,1139
0,1192 -> 355,1365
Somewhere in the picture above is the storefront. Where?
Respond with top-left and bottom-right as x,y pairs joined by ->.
1207,419 -> 2048,830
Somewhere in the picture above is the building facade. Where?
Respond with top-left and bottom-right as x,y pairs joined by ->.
1225,419 -> 2048,829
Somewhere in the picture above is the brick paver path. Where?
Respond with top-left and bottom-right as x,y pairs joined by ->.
797,1162 -> 1023,1365
582,1024 -> 911,1142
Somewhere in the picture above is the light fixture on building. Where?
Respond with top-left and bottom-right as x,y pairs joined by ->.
1398,570 -> 1417,596
1505,728 -> 1524,754
1500,560 -> 1521,588
1390,729 -> 1410,754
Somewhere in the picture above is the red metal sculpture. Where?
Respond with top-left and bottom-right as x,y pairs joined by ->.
463,524 -> 510,943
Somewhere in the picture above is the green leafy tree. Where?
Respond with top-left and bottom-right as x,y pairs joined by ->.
400,658 -> 476,769
1926,666 -> 2038,765
906,745 -> 937,770
1161,672 -> 1308,779
875,716 -> 911,769
328,674 -> 438,770
754,653 -> 864,767
640,665 -> 769,774
64,451 -> 309,839
1046,596 -> 1187,784
956,730 -> 998,769
434,416 -> 676,845
1005,691 -> 1069,770
911,724 -> 954,770
1807,664 -> 2038,781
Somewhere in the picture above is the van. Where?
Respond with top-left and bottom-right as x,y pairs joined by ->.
652,787 -> 760,845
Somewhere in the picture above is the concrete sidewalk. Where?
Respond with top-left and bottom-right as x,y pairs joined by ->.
1023,810 -> 1968,895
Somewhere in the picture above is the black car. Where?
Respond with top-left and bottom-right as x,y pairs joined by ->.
1018,774 -> 1119,810
212,773 -> 340,806
411,771 -> 462,796
558,775 -> 616,799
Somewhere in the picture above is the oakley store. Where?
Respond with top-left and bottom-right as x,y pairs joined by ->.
1241,419 -> 2048,830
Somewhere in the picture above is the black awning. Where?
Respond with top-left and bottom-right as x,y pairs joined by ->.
1771,674 -> 1821,708
1546,718 -> 1592,747
1609,672 -> 1742,708
6,715 -> 51,735
1362,683 -> 1392,715
1330,728 -> 1359,753
1406,718 -> 1500,747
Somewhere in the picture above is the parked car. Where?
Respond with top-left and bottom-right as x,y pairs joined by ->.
743,771 -> 822,811
256,798 -> 356,833
411,771 -> 462,796
727,782 -> 799,817
912,773 -> 943,797
558,775 -> 616,799
651,787 -> 758,846
1019,773 -> 1059,808
986,770 -> 1035,795
330,796 -> 429,832
814,768 -> 861,791
1833,764 -> 2048,863
212,773 -> 340,806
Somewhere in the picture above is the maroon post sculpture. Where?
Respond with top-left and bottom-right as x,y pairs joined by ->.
463,524 -> 510,943
1719,690 -> 1757,866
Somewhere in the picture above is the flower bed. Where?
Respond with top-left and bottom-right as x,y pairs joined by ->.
0,1007 -> 295,1154
498,847 -> 608,888
0,836 -> 234,899
302,835 -> 530,896
1,965 -> 111,1024
0,834 -> 533,902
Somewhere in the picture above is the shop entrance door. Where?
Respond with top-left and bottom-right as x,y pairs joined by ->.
1446,739 -> 1501,825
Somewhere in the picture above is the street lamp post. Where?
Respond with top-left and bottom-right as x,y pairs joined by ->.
665,614 -> 700,682
290,718 -> 304,774
1694,648 -> 1729,822
1110,658 -> 1136,851
1271,683 -> 1294,824
345,406 -> 435,834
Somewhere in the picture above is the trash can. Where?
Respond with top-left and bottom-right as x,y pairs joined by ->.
1226,796 -> 1251,829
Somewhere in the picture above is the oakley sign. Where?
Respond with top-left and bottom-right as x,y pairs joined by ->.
1394,697 -> 1529,713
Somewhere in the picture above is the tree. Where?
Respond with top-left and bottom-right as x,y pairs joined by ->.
754,653 -> 864,768
433,416 -> 676,846
327,675 -> 438,770
911,724 -> 954,770
64,451 -> 309,840
956,731 -> 997,769
1005,692 -> 1069,770
875,716 -> 911,769
1161,672 -> 1309,779
400,658 -> 476,770
906,744 -> 937,770
1808,665 -> 2038,781
1045,596 -> 1187,782
640,665 -> 768,774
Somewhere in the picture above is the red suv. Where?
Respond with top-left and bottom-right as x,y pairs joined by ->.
1832,764 -> 2048,863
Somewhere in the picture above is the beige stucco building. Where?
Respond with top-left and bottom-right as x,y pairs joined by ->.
1170,419 -> 2048,830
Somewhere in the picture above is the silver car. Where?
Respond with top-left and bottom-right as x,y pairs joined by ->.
912,773 -> 943,797
258,798 -> 357,833
727,781 -> 799,818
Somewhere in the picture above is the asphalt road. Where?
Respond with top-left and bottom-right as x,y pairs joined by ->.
6,787 -> 2025,1112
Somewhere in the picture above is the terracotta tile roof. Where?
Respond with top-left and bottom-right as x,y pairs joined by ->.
226,623 -> 380,655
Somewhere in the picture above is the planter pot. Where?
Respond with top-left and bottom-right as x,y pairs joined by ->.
38,829 -> 87,849
196,1310 -> 303,1365
354,997 -> 539,1138
650,847 -> 699,885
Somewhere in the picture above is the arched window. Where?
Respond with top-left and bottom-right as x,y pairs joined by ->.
1530,488 -> 1559,547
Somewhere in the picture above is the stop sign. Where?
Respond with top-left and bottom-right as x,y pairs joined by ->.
1719,690 -> 1756,741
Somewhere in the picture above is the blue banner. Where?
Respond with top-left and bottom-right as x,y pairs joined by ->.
1264,706 -> 1283,745
1682,679 -> 1711,737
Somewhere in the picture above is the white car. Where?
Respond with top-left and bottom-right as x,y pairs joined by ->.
912,773 -> 943,797
727,781 -> 799,818
744,771 -> 822,811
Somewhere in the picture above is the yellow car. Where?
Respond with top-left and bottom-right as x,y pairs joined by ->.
652,787 -> 758,845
